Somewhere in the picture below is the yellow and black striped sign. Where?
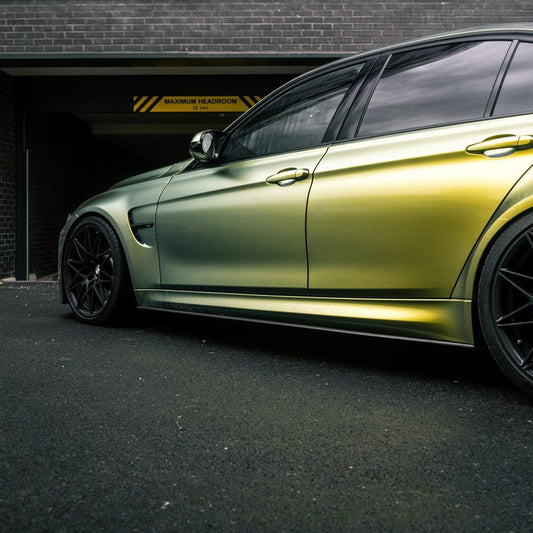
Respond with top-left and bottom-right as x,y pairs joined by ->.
133,95 -> 261,113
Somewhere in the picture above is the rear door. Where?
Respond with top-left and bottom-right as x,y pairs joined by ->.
307,40 -> 533,298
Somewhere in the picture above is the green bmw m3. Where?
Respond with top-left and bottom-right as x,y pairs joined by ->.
59,24 -> 533,395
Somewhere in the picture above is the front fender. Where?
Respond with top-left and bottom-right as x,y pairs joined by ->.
58,174 -> 174,299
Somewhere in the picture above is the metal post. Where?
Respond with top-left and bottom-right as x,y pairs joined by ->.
15,110 -> 28,280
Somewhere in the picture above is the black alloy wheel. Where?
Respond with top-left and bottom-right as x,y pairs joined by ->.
478,214 -> 533,396
63,216 -> 133,325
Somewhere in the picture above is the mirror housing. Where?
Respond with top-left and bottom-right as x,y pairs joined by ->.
189,130 -> 227,162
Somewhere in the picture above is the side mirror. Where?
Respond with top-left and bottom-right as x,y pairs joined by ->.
189,130 -> 227,162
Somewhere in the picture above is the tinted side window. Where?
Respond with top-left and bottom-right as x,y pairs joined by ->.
358,41 -> 510,138
221,64 -> 361,162
494,42 -> 533,116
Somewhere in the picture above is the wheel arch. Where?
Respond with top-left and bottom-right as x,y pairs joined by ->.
59,175 -> 169,305
59,208 -> 135,304
472,207 -> 533,396
453,198 -> 533,347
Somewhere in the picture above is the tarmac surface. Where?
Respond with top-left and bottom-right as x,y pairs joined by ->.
1,282 -> 532,532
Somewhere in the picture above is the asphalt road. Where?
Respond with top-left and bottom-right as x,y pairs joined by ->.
1,282 -> 532,532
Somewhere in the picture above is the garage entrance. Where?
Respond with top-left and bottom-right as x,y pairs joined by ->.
1,55 -> 335,279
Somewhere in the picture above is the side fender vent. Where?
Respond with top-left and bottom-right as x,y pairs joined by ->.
128,210 -> 154,245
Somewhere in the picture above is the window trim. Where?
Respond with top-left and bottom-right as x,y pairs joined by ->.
348,39 -> 514,142
224,33 -> 532,148
337,54 -> 389,141
211,58 -> 368,165
183,57 -> 367,171
224,57 -> 365,137
490,39 -> 533,119
322,56 -> 378,143
485,39 -> 519,117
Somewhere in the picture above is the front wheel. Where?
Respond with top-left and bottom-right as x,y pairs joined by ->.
62,216 -> 134,325
478,214 -> 533,396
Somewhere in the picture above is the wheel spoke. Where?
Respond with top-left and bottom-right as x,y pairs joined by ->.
76,284 -> 89,311
99,271 -> 113,281
500,267 -> 533,283
66,260 -> 84,277
100,252 -> 112,267
526,232 -> 533,251
87,283 -> 96,314
98,248 -> 112,261
497,300 -> 533,325
92,231 -> 103,256
69,284 -> 81,303
72,237 -> 89,262
68,279 -> 85,292
93,281 -> 107,307
83,228 -> 92,256
498,270 -> 533,300
521,347 -> 533,370
497,320 -> 533,327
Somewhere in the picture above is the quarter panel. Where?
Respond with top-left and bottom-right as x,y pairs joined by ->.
452,160 -> 533,300
307,115 -> 533,297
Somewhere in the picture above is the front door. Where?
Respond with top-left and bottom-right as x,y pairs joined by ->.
156,148 -> 323,293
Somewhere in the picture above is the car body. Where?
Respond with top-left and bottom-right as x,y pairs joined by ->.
59,24 -> 533,395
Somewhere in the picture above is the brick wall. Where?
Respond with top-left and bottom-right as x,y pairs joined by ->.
0,1 -> 531,55
0,72 -> 15,279
26,113 -> 150,278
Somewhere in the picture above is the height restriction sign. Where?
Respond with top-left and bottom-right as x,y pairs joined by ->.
133,95 -> 262,113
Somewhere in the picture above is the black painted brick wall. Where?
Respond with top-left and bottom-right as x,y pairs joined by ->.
26,113 -> 151,278
0,72 -> 15,279
26,114 -> 85,278
0,1 -> 531,55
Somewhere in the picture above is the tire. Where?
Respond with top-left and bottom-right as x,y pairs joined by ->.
62,216 -> 134,325
478,213 -> 533,396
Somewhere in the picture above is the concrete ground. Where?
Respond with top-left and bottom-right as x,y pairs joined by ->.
1,282 -> 532,532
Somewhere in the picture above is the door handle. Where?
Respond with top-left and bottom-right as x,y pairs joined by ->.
266,168 -> 309,187
466,135 -> 533,158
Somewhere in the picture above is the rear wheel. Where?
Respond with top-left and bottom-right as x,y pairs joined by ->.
63,216 -> 134,325
478,214 -> 533,396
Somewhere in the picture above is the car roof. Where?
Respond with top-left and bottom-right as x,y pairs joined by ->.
328,23 -> 533,68
225,23 -> 533,133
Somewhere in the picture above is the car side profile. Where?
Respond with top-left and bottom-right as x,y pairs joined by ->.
59,24 -> 533,395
